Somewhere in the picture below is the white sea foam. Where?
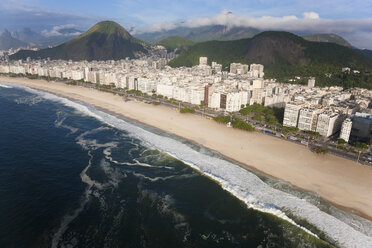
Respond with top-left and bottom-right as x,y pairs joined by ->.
0,83 -> 12,88
99,159 -> 127,188
11,83 -> 372,247
15,95 -> 44,106
51,151 -> 95,248
54,111 -> 79,135
132,171 -> 196,182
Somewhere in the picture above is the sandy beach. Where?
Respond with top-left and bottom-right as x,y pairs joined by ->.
2,76 -> 372,221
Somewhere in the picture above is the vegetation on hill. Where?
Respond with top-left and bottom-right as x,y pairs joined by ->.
157,36 -> 195,52
356,49 -> 372,60
302,33 -> 352,47
10,21 -> 148,61
169,31 -> 372,89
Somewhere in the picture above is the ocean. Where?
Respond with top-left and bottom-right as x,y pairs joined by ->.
0,82 -> 371,248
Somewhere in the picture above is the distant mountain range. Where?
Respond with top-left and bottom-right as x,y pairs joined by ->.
0,27 -> 82,51
169,31 -> 372,79
10,21 -> 149,61
0,29 -> 28,50
356,49 -> 372,60
13,27 -> 82,48
135,25 -> 354,47
135,25 -> 261,43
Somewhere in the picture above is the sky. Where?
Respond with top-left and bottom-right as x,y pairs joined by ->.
1,0 -> 372,49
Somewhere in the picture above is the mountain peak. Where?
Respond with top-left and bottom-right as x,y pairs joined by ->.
303,33 -> 352,47
254,31 -> 305,42
80,21 -> 131,39
1,29 -> 11,37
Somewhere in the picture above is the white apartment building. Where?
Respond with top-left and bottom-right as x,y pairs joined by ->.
209,92 -> 221,109
316,112 -> 344,137
199,57 -> 208,66
339,117 -> 353,142
71,70 -> 84,81
264,94 -> 289,108
283,102 -> 306,127
189,88 -> 204,105
249,88 -> 264,105
173,86 -> 189,102
224,92 -> 249,112
230,63 -> 249,74
137,78 -> 156,94
308,77 -> 315,88
297,107 -> 322,131
249,64 -> 264,78
157,84 -> 174,98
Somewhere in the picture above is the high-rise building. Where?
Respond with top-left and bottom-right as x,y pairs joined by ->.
298,107 -> 322,131
349,113 -> 372,144
283,102 -> 306,127
249,64 -> 264,78
220,94 -> 227,109
340,117 -> 353,142
308,77 -> 315,88
199,57 -> 208,66
316,112 -> 344,137
230,63 -> 249,74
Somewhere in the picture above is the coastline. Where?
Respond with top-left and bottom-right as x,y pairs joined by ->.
2,76 -> 372,223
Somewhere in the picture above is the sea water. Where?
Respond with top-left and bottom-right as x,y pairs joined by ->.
0,82 -> 371,248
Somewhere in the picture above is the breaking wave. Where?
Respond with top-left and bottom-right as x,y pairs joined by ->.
0,83 -> 13,88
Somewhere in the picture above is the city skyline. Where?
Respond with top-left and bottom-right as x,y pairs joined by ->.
1,0 -> 372,48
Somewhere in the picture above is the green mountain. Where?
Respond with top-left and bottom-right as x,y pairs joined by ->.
0,29 -> 28,50
356,48 -> 372,60
169,31 -> 372,88
10,21 -> 148,61
135,25 -> 260,43
157,36 -> 195,52
303,33 -> 352,47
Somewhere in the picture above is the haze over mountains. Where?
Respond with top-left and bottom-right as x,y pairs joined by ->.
0,29 -> 28,50
0,27 -> 82,50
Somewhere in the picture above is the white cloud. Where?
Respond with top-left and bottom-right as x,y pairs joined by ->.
303,12 -> 320,20
135,11 -> 328,33
41,24 -> 82,37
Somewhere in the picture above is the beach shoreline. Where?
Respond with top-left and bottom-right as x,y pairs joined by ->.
2,76 -> 372,223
